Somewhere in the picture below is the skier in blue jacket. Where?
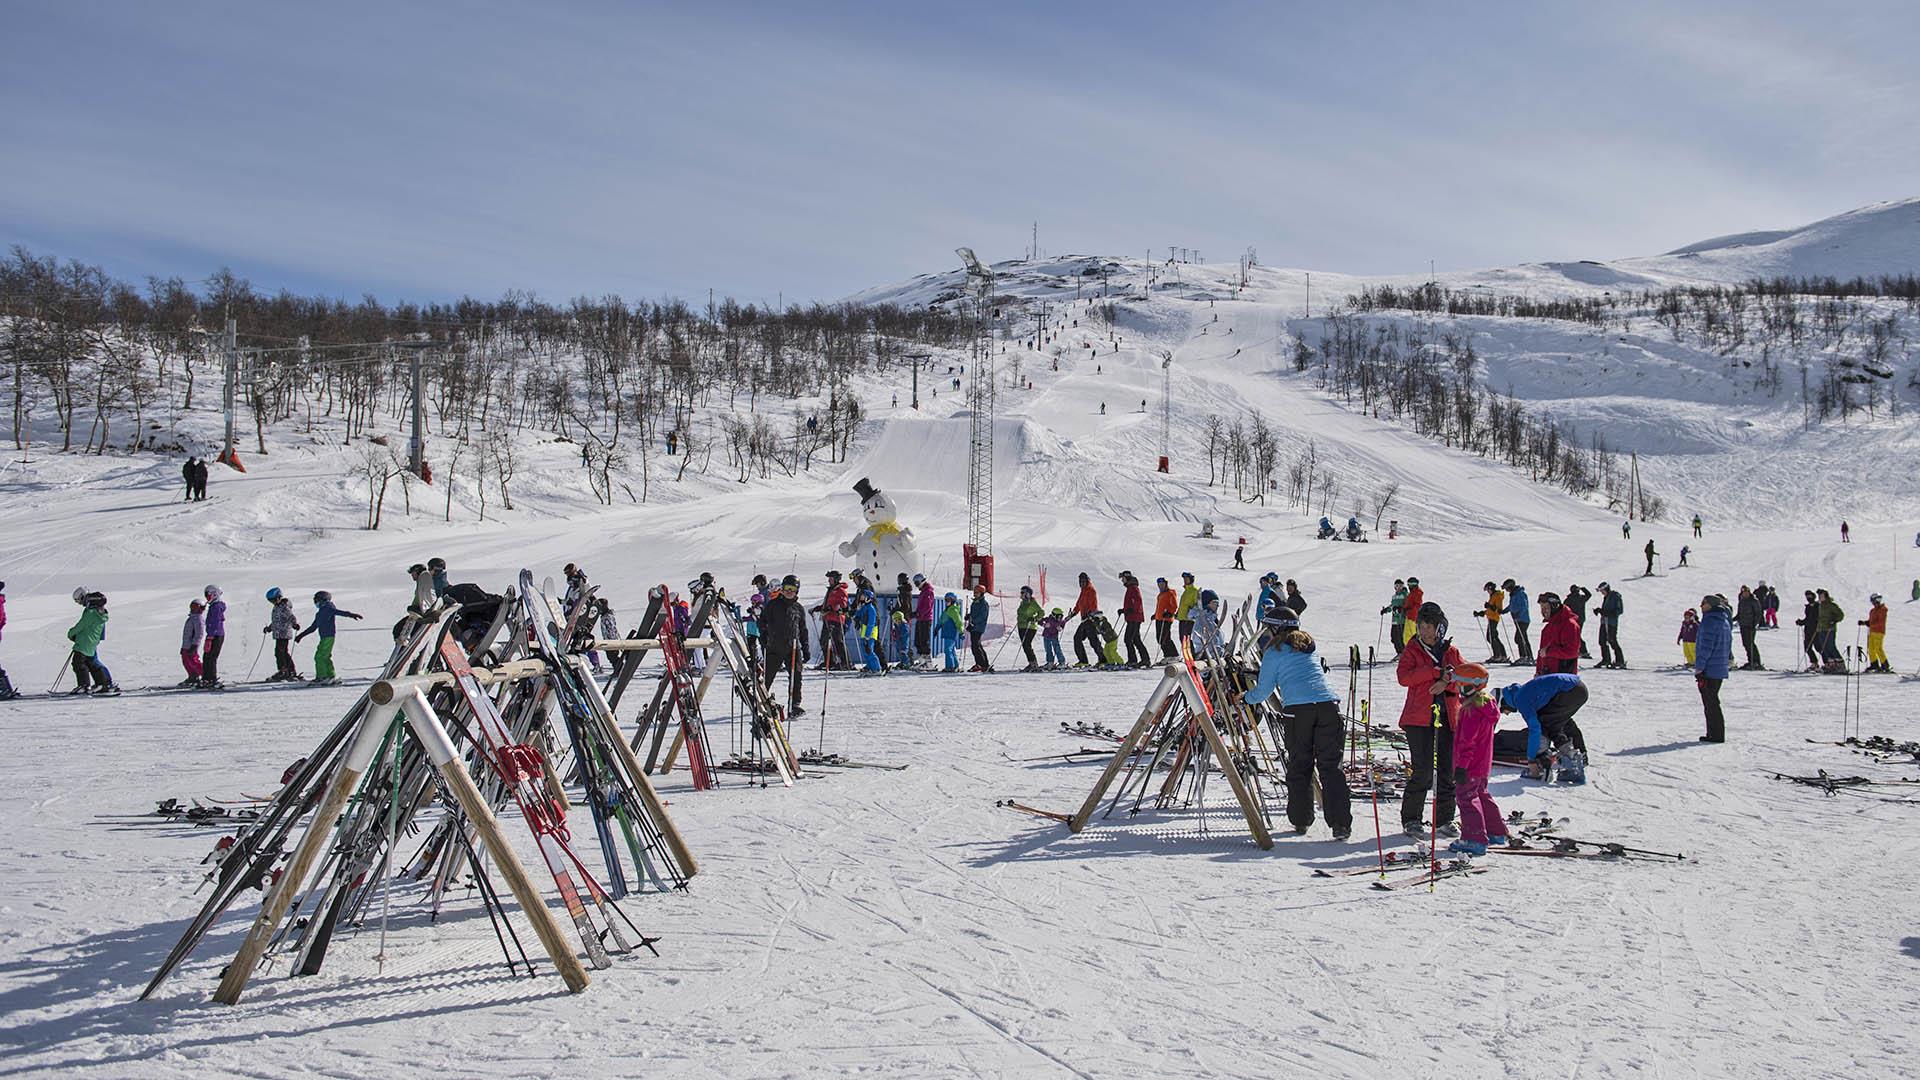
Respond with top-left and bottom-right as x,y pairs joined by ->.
1244,607 -> 1351,838
966,585 -> 993,673
295,591 -> 362,684
1693,593 -> 1732,743
1496,672 -> 1589,777
1501,579 -> 1532,664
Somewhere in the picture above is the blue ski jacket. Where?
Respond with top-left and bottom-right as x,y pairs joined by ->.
1498,673 -> 1583,758
1504,585 -> 1530,625
299,600 -> 361,641
1244,642 -> 1336,708
1694,608 -> 1732,680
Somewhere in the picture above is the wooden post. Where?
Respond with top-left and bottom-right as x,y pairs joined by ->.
399,689 -> 590,993
1178,667 -> 1274,849
1069,669 -> 1179,832
215,701 -> 398,1004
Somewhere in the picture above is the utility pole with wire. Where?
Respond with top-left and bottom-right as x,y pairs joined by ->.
957,247 -> 996,592
219,317 -> 238,466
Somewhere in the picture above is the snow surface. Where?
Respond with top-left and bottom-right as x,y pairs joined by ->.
4,201 -> 1920,1078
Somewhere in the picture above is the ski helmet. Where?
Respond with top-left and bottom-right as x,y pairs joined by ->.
190,598 -> 205,611
1451,662 -> 1490,688
1406,576 -> 1420,587
1259,606 -> 1299,632
1484,581 -> 1497,591
1199,588 -> 1218,607
1537,591 -> 1561,607
1685,608 -> 1698,617
204,584 -> 221,600
912,573 -> 926,585
686,578 -> 706,595
265,587 -> 283,602
781,574 -> 800,588
1050,607 -> 1064,616
72,587 -> 88,604
1597,582 -> 1610,592
1019,585 -> 1033,596
313,590 -> 331,604
1415,602 -> 1448,636
944,592 -> 957,603
826,570 -> 842,582
1870,593 -> 1884,604
1181,571 -> 1194,581
85,591 -> 106,607
1502,579 -> 1516,591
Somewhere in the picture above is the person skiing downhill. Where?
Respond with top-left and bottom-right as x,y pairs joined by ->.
1622,520 -> 1631,540
1153,577 -> 1179,660
1694,594 -> 1733,742
1244,606 -> 1351,840
1502,579 -> 1532,664
1233,541 -> 1246,570
263,588 -> 303,681
1015,585 -> 1044,671
1840,520 -> 1850,543
180,599 -> 206,687
1448,664 -> 1507,855
66,590 -> 117,694
1397,602 -> 1462,838
296,591 -> 363,684
202,585 -> 227,687
1860,594 -> 1890,672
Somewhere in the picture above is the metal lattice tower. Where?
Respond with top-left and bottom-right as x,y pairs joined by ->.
957,247 -> 996,559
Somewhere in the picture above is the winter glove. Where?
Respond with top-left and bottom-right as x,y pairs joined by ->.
1695,675 -> 1706,689
1452,766 -> 1468,786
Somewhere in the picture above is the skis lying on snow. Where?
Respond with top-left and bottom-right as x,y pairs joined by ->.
1371,860 -> 1488,890
1059,721 -> 1126,743
797,751 -> 908,771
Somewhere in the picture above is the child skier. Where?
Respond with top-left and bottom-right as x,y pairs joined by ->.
180,599 -> 207,687
295,591 -> 363,685
263,588 -> 304,682
938,592 -> 964,672
0,580 -> 13,700
202,584 -> 227,687
1040,607 -> 1068,669
67,589 -> 117,695
1448,663 -> 1506,856
890,607 -> 912,667
1677,608 -> 1699,667
855,589 -> 884,674
1191,589 -> 1225,656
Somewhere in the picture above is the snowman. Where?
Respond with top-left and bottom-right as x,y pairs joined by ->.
838,477 -> 922,583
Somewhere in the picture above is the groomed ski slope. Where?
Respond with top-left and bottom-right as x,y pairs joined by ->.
5,201 -> 1920,1077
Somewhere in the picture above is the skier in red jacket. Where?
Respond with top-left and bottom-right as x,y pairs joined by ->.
1119,571 -> 1149,667
1069,572 -> 1102,667
1534,592 -> 1581,676
1397,601 -> 1463,838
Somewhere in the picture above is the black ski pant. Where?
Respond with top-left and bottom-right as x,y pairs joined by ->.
1816,629 -> 1840,665
914,619 -> 931,659
1537,683 -> 1589,757
1574,618 -> 1591,659
1401,722 -> 1455,829
1122,621 -> 1148,666
821,623 -> 848,669
1155,620 -> 1176,659
1072,620 -> 1102,665
1484,619 -> 1508,662
274,638 -> 296,677
202,635 -> 224,684
1018,628 -> 1037,667
1698,676 -> 1725,741
1178,618 -> 1193,642
1802,628 -> 1819,668
1739,623 -> 1761,667
762,645 -> 803,712
1598,620 -> 1623,667
1282,700 -> 1352,833
1512,622 -> 1532,661
968,630 -> 991,671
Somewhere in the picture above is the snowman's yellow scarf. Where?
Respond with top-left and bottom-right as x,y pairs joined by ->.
867,520 -> 902,539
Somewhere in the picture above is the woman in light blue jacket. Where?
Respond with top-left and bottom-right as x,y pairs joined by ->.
1244,607 -> 1351,839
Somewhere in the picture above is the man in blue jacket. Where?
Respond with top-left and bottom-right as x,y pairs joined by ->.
1497,672 -> 1589,779
1502,579 -> 1532,665
1693,593 -> 1732,743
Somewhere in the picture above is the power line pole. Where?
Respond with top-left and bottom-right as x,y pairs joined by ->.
409,344 -> 426,478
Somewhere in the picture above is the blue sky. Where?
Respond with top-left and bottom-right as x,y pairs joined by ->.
3,1 -> 1914,306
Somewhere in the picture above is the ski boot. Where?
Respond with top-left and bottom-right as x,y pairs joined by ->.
1555,746 -> 1588,784
1446,838 -> 1487,856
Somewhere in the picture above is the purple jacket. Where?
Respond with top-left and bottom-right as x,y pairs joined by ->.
205,598 -> 227,637
915,583 -> 936,621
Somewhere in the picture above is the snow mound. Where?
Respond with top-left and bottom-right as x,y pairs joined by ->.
1629,197 -> 1920,283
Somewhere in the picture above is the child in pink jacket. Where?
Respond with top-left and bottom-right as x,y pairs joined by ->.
1449,663 -> 1507,856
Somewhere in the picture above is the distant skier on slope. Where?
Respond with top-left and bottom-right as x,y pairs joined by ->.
1643,540 -> 1656,576
0,581 -> 12,700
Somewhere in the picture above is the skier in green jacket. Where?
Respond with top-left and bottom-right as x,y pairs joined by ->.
66,589 -> 118,694
1015,585 -> 1044,672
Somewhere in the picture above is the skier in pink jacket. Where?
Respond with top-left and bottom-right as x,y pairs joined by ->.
1448,663 -> 1507,856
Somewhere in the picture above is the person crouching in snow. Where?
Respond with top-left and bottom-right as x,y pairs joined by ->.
296,591 -> 363,684
1243,606 -> 1351,840
180,599 -> 207,687
1448,663 -> 1506,855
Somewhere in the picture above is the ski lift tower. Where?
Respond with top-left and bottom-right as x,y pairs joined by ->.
957,247 -> 996,592
1157,349 -> 1172,473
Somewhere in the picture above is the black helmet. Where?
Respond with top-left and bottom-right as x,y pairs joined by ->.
408,563 -> 427,575
781,574 -> 800,588
427,557 -> 446,571
1537,591 -> 1561,607
1502,579 -> 1516,591
313,590 -> 331,604
1259,605 -> 1300,632
687,578 -> 707,595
